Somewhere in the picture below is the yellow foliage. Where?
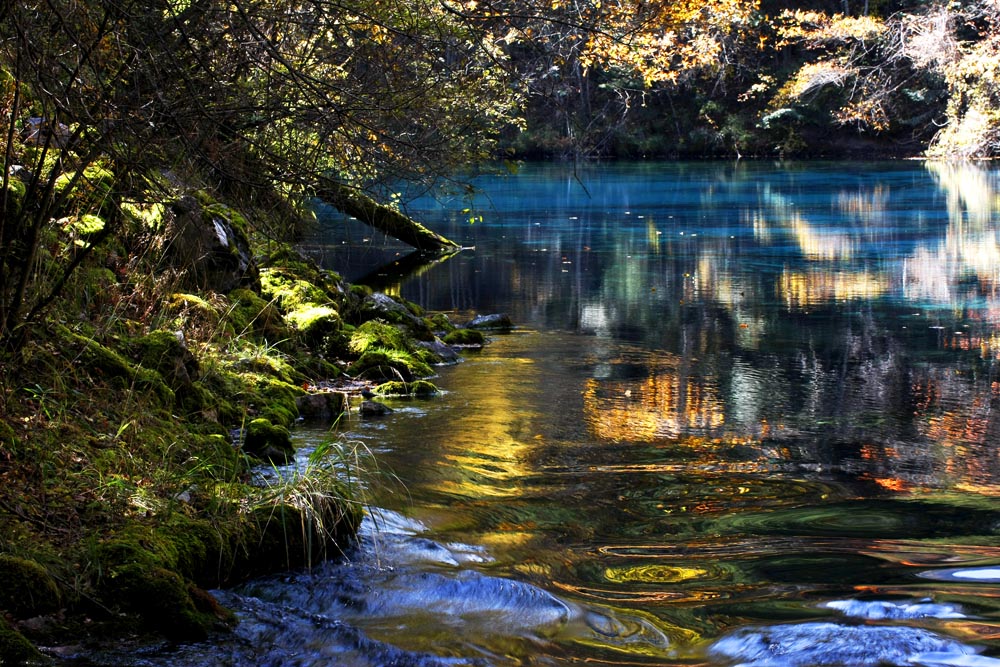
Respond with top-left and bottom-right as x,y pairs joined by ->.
776,10 -> 885,47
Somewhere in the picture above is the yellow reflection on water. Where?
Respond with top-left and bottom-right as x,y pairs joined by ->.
604,565 -> 715,584
779,269 -> 888,309
583,362 -> 725,442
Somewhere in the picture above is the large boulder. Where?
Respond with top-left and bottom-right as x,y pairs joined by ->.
159,195 -> 259,293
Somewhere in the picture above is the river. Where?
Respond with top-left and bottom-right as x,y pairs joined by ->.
96,161 -> 1000,665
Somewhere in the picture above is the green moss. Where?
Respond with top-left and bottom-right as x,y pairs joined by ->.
227,288 -> 289,342
131,330 -> 199,391
260,268 -> 331,313
0,555 -> 61,618
425,312 -> 456,333
3,177 -> 26,216
103,563 -> 219,641
62,328 -> 175,407
251,375 -> 303,425
68,213 -> 106,238
0,420 -> 19,458
443,328 -> 486,346
0,616 -> 47,665
248,491 -> 362,573
121,199 -> 167,231
204,202 -> 249,235
346,349 -> 434,382
349,320 -> 410,356
286,305 -> 341,341
165,293 -> 232,340
243,418 -> 294,464
373,379 -> 439,397
53,164 -> 115,215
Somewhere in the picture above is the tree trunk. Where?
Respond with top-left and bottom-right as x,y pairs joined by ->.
316,181 -> 459,252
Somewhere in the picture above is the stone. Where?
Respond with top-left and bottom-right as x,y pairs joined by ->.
443,328 -> 486,346
296,392 -> 346,422
242,418 -> 295,465
419,338 -> 462,362
359,400 -> 393,417
466,313 -> 513,331
159,195 -> 260,293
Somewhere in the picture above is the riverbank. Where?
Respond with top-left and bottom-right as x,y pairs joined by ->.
0,177 -> 490,661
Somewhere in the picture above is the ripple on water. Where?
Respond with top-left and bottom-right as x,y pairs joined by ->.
709,622 -> 980,667
821,598 -> 966,620
918,567 -> 1000,583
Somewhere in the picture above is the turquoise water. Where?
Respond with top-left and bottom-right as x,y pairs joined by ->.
101,161 -> 1000,665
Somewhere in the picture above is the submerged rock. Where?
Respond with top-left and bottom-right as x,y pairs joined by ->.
360,400 -> 393,417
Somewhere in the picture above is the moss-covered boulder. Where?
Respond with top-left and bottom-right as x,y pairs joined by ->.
61,327 -> 175,407
227,288 -> 289,343
249,493 -> 362,572
466,313 -> 513,331
443,328 -> 486,346
0,555 -> 61,618
346,349 -> 431,382
158,195 -> 259,293
373,380 -> 439,397
131,330 -> 200,391
103,563 -> 223,641
0,616 -> 48,665
243,418 -> 294,465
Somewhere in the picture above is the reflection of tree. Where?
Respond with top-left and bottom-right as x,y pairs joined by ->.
906,162 -> 1000,307
395,163 -> 1000,493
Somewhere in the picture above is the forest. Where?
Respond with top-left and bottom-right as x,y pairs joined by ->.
1,0 -> 999,661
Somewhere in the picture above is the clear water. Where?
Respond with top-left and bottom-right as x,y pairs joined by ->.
95,161 -> 1000,666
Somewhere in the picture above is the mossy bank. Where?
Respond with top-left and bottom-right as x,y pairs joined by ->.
0,171 -> 486,660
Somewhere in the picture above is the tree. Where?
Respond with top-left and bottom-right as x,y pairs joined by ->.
0,0 -> 520,350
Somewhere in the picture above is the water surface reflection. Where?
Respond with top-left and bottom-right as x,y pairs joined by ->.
102,161 -> 1000,665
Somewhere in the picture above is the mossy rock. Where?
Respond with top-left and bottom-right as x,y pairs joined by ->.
286,305 -> 341,345
131,330 -> 200,391
61,328 -> 174,407
250,375 -> 303,427
443,328 -> 486,346
248,494 -> 362,573
346,350 -> 416,382
53,164 -> 115,216
226,288 -> 290,344
373,380 -> 439,397
67,213 -> 106,239
2,177 -> 26,217
349,320 -> 411,356
159,515 -> 233,587
166,293 -> 230,338
0,616 -> 47,665
260,268 -> 332,313
243,418 -> 294,464
102,563 -> 222,641
425,312 -> 456,334
0,555 -> 61,618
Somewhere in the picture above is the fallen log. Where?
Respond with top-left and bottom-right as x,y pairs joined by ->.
316,181 -> 459,252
